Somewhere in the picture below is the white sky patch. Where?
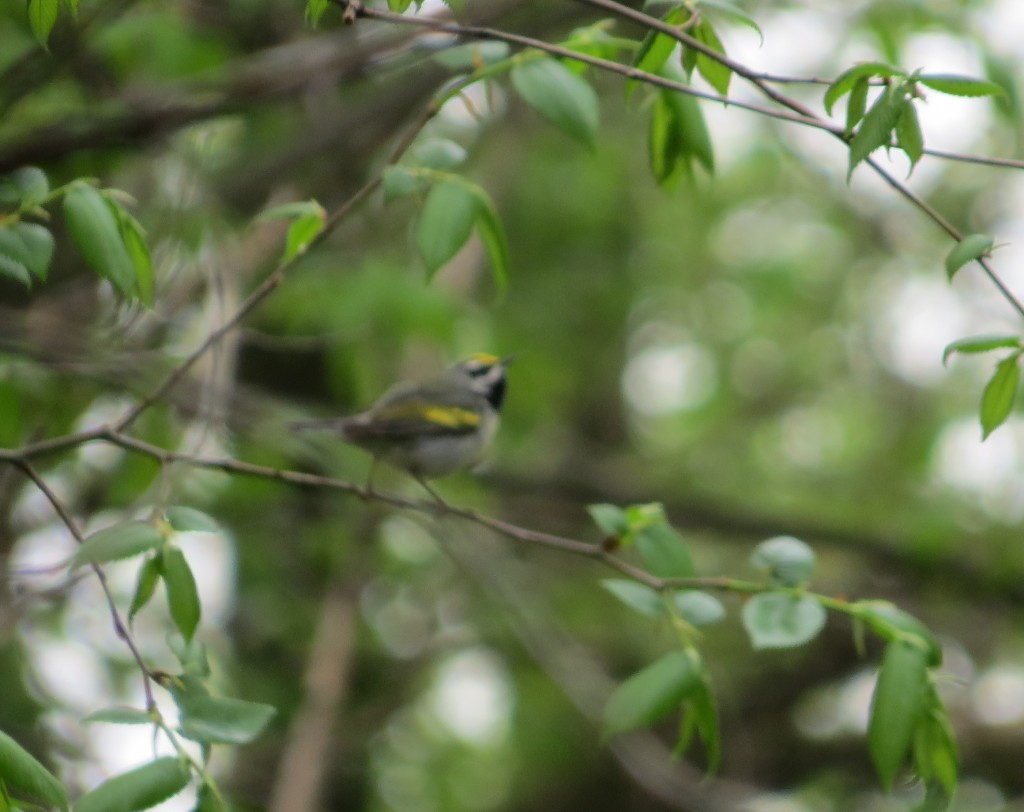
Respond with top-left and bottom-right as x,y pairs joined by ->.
981,0 -> 1024,56
712,202 -> 847,272
622,343 -> 718,416
428,648 -> 513,747
931,417 -> 1024,521
728,8 -> 849,78
972,666 -> 1024,725
903,33 -> 991,151
8,522 -> 77,588
871,273 -> 971,386
982,174 -> 1024,308
793,668 -> 875,740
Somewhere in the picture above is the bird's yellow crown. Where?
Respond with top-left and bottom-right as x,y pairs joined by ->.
465,352 -> 501,366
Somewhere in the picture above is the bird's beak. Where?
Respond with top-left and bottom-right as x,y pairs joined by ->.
500,354 -> 517,367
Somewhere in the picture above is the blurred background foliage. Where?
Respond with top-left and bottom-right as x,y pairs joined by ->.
2,0 -> 1024,809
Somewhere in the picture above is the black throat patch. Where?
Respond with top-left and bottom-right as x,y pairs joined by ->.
487,377 -> 506,411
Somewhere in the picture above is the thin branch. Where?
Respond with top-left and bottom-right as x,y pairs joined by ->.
572,0 -> 820,119
922,146 -> 1024,170
97,430 -> 852,603
866,155 -> 1024,319
105,428 -> 667,586
12,459 -> 156,709
568,0 -> 1024,320
341,0 -> 838,133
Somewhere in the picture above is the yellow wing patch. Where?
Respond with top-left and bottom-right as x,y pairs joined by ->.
422,406 -> 482,428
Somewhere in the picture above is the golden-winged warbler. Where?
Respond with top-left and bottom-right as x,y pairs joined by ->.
291,353 -> 512,498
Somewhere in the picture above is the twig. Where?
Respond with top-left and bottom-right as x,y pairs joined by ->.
569,0 -> 1024,320
340,0 -> 837,133
12,459 -> 156,709
339,0 -> 1024,320
922,146 -> 1024,170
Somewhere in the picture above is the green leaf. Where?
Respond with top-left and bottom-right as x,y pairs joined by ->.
677,675 -> 720,773
510,57 -> 599,147
193,782 -> 226,812
824,62 -> 903,115
649,92 -> 686,186
588,503 -> 630,537
64,185 -> 137,299
283,212 -> 325,263
256,199 -> 326,263
913,688 -> 959,801
742,592 -> 826,649
853,601 -> 942,667
382,166 -> 426,202
868,640 -> 929,791
749,536 -> 816,586
635,522 -> 696,578
895,101 -> 923,172
255,201 -> 322,222
75,757 -> 190,812
409,139 -> 468,170
691,19 -> 731,96
415,180 -> 478,277
945,233 -> 994,279
0,779 -> 11,812
661,64 -> 714,172
27,0 -> 59,46
0,729 -> 69,811
168,635 -> 211,677
0,222 -> 54,282
128,555 -> 162,625
697,0 -> 763,42
981,355 -> 1020,440
1,167 -> 49,206
177,694 -> 276,745
471,186 -> 510,294
918,73 -> 1004,98
0,255 -> 31,287
673,591 -> 725,626
162,546 -> 201,641
70,521 -> 164,569
601,579 -> 664,617
560,20 -> 620,64
387,0 -> 414,11
681,35 -> 697,77
848,84 -> 909,178
166,506 -> 220,533
942,334 -> 1021,365
629,5 -> 689,99
83,707 -> 153,725
603,651 -> 700,737
304,0 -> 329,26
844,76 -> 870,135
103,198 -> 154,306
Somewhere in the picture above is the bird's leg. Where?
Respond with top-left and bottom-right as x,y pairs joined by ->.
413,473 -> 448,509
363,458 -> 380,500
